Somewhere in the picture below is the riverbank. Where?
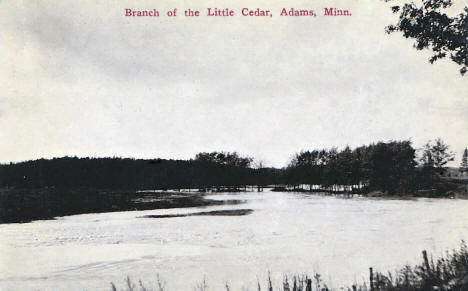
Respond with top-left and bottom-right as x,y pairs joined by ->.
270,178 -> 468,199
112,242 -> 468,290
0,188 -> 230,223
2,181 -> 468,224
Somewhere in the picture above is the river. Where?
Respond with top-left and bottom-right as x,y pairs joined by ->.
1,191 -> 468,290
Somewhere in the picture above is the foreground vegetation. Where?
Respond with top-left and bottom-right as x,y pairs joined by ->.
111,242 -> 468,291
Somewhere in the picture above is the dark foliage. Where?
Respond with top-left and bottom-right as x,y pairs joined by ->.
385,0 -> 468,75
287,141 -> 417,194
461,148 -> 468,173
195,151 -> 253,168
0,140 -> 463,223
0,189 -> 222,223
417,138 -> 456,189
0,140 -> 458,196
0,155 -> 265,191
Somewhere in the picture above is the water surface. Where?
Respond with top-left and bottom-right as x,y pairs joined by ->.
1,191 -> 468,290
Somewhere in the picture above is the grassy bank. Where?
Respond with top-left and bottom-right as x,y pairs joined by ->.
0,188 -> 226,223
2,181 -> 467,224
111,242 -> 468,291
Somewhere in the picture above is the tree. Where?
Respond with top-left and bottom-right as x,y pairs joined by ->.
419,138 -> 455,174
194,151 -> 253,168
337,146 -> 354,188
461,147 -> 468,173
385,0 -> 468,75
363,141 -> 417,194
288,150 -> 319,189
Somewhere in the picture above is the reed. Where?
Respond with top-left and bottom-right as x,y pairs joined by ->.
110,242 -> 468,291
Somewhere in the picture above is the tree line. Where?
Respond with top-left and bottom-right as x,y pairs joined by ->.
0,155 -> 280,191
0,139 -> 464,195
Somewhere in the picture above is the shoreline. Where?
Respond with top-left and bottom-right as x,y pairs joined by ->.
0,189 -> 227,224
1,186 -> 467,224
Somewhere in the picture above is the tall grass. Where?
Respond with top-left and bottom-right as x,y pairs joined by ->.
369,241 -> 468,290
110,242 -> 468,291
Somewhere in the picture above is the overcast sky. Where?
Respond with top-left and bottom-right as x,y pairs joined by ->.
1,0 -> 467,167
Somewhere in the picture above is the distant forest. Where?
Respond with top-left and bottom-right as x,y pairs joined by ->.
1,139 -> 465,195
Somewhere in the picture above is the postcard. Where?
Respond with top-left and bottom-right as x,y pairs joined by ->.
1,0 -> 467,290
